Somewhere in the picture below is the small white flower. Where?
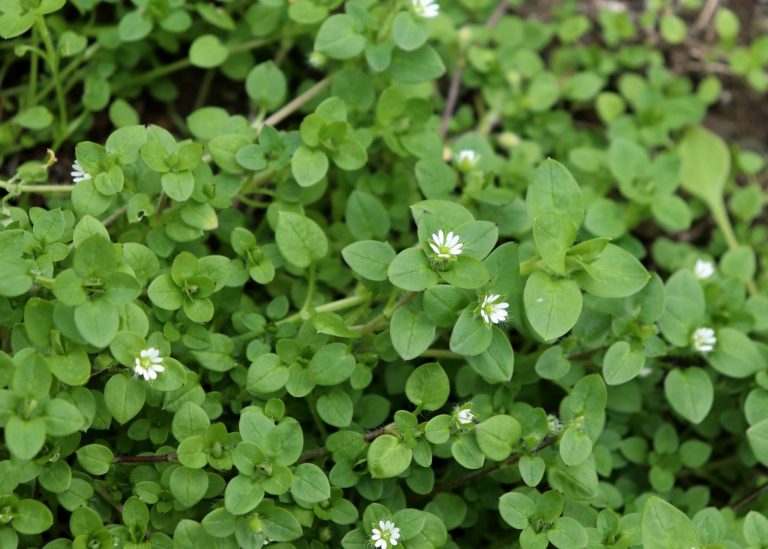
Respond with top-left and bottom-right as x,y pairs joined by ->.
429,229 -> 462,259
692,327 -> 717,353
412,0 -> 439,18
370,519 -> 401,549
71,160 -> 91,183
134,347 -> 165,381
454,149 -> 480,172
693,259 -> 715,280
638,366 -> 653,378
307,51 -> 326,69
456,408 -> 476,425
547,414 -> 563,434
479,294 -> 509,325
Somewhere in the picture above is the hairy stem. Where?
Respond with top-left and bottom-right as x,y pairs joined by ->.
36,16 -> 68,136
255,77 -> 332,130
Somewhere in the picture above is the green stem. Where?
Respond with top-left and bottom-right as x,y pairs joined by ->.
519,256 -> 542,276
305,393 -> 328,440
710,198 -> 758,296
277,293 -> 370,326
194,70 -> 215,110
113,38 -> 272,93
27,25 -> 39,107
300,266 -> 316,315
0,181 -> 75,193
377,0 -> 403,41
36,16 -> 68,135
352,291 -> 414,334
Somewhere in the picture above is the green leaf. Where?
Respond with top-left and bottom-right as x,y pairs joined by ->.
248,353 -> 290,394
5,416 -> 46,460
291,463 -> 331,503
438,255 -> 491,289
170,467 -> 209,507
189,34 -> 229,68
532,214 -> 576,275
177,436 -> 207,469
679,126 -> 729,205
15,106 -> 53,130
314,15 -> 365,60
225,474 -> 264,515
73,235 -> 117,278
707,327 -> 764,378
44,398 -> 83,436
118,10 -> 152,41
346,191 -> 391,240
367,435 -> 413,478
147,274 -> 184,310
641,497 -> 699,549
519,455 -> 546,487
499,492 -> 535,529
392,12 -> 428,51
309,343 -> 355,386
664,367 -> 713,424
13,499 -> 53,535
527,159 -> 584,229
316,388 -> 353,427
74,300 -> 119,347
548,516 -> 588,549
602,341 -> 645,385
574,244 -> 649,298
466,327 -> 514,382
71,179 -> 112,217
47,348 -> 91,386
390,307 -> 436,360
104,374 -> 146,424
291,146 -> 328,187
475,415 -> 521,461
405,362 -> 449,411
450,308 -> 493,356
342,240 -> 396,281
389,46 -> 446,83
559,427 -> 593,466
246,61 -> 287,110
275,212 -> 329,268
658,270 -> 705,346
76,444 -> 114,475
744,511 -> 768,546
524,271 -> 582,341
387,248 -> 439,291
161,171 -> 195,202
105,125 -> 146,164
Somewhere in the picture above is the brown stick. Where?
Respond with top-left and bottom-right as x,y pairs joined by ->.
691,0 -> 719,35
297,424 -> 392,464
113,452 -> 178,464
428,436 -> 559,496
439,1 -> 510,138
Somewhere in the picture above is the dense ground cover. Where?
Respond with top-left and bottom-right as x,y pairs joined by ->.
2,0 -> 768,547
